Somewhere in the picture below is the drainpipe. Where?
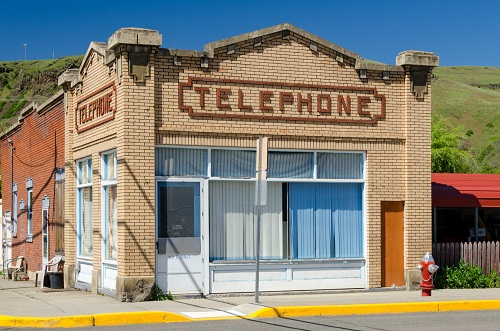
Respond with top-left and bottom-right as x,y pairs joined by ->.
7,139 -> 14,231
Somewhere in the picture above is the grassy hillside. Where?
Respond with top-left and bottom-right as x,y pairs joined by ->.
432,66 -> 500,172
0,56 -> 82,129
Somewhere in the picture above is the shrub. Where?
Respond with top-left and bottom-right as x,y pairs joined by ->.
434,259 -> 500,289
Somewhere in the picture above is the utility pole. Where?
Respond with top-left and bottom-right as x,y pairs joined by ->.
23,44 -> 27,61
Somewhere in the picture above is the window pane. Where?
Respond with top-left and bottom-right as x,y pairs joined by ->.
81,187 -> 93,256
106,186 -> 117,260
104,153 -> 116,180
155,147 -> 207,176
209,181 -> 283,261
289,183 -> 363,259
268,152 -> 313,178
79,159 -> 91,185
27,190 -> 33,235
211,150 -> 256,178
159,185 -> 198,238
317,152 -> 363,179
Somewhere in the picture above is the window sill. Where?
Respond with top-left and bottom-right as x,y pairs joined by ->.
25,235 -> 33,243
209,258 -> 366,265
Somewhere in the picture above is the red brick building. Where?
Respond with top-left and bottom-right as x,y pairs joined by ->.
1,91 -> 65,279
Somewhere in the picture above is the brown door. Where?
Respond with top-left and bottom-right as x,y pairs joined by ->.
381,201 -> 404,287
54,179 -> 65,256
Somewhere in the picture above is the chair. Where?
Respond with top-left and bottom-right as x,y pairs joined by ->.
35,256 -> 64,288
3,256 -> 26,281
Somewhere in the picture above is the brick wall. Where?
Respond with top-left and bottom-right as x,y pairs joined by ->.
1,93 -> 65,276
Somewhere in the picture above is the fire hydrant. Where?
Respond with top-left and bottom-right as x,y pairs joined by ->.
416,251 -> 439,296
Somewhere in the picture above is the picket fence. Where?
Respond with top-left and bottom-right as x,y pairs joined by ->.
432,241 -> 500,274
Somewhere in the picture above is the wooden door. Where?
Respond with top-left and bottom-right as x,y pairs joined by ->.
54,180 -> 65,255
381,201 -> 404,287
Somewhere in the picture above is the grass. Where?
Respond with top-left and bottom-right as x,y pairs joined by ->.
432,66 -> 500,172
0,56 -> 82,127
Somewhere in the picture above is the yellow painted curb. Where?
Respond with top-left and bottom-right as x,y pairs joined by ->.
0,315 -> 94,328
249,302 -> 439,319
93,311 -> 191,326
438,300 -> 500,312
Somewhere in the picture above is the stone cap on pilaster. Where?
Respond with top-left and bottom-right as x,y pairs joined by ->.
107,28 -> 162,50
396,51 -> 439,67
57,68 -> 79,87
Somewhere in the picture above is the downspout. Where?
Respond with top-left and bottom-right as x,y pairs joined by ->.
7,139 -> 14,234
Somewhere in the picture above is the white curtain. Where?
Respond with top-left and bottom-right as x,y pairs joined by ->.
209,181 -> 283,261
81,187 -> 93,256
107,185 -> 118,260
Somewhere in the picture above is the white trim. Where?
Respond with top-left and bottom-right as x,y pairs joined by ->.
101,150 -> 117,291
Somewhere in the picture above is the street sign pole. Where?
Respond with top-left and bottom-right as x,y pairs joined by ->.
255,136 -> 262,304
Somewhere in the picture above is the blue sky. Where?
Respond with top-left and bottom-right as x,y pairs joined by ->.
1,1 -> 499,66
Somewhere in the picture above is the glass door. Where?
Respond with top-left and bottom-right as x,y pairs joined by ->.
156,180 -> 203,294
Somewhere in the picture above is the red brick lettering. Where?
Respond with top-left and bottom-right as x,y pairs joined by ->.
260,91 -> 273,111
337,95 -> 351,115
317,94 -> 331,113
238,90 -> 253,111
217,88 -> 231,109
297,93 -> 312,112
357,96 -> 371,116
279,92 -> 294,111
195,87 -> 210,107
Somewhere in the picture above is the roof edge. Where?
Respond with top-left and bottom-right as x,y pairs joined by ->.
204,23 -> 360,60
0,91 -> 64,141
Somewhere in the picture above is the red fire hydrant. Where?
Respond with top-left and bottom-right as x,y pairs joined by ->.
416,251 -> 439,296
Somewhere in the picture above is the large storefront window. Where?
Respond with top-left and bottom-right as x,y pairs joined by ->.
77,158 -> 92,256
102,151 -> 117,260
156,147 -> 365,262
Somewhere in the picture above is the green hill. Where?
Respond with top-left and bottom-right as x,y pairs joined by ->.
0,56 -> 82,128
432,66 -> 500,172
1,58 -> 499,172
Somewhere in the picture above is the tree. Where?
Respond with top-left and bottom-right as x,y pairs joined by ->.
431,115 -> 476,173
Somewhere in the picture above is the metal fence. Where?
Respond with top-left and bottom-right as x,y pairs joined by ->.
432,241 -> 500,274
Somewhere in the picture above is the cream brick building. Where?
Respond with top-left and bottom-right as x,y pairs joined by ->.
59,23 -> 438,301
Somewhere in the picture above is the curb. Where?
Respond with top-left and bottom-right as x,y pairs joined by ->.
0,311 -> 190,328
1,300 -> 499,328
248,300 -> 500,319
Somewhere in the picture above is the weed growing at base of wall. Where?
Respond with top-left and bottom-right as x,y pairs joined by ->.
434,259 -> 500,289
151,283 -> 167,301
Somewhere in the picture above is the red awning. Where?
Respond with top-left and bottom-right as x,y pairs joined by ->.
432,173 -> 500,208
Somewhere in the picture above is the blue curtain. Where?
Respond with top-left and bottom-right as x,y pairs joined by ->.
289,183 -> 363,259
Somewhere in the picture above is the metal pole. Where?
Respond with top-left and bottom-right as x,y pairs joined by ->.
23,44 -> 27,61
255,136 -> 262,304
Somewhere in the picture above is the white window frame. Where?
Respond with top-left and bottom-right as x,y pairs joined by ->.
27,187 -> 33,241
101,150 -> 117,264
12,183 -> 18,236
76,157 -> 92,257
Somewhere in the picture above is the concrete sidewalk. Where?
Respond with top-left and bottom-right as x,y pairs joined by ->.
1,278 -> 500,328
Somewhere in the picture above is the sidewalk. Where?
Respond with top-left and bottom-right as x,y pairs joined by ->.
1,277 -> 499,328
